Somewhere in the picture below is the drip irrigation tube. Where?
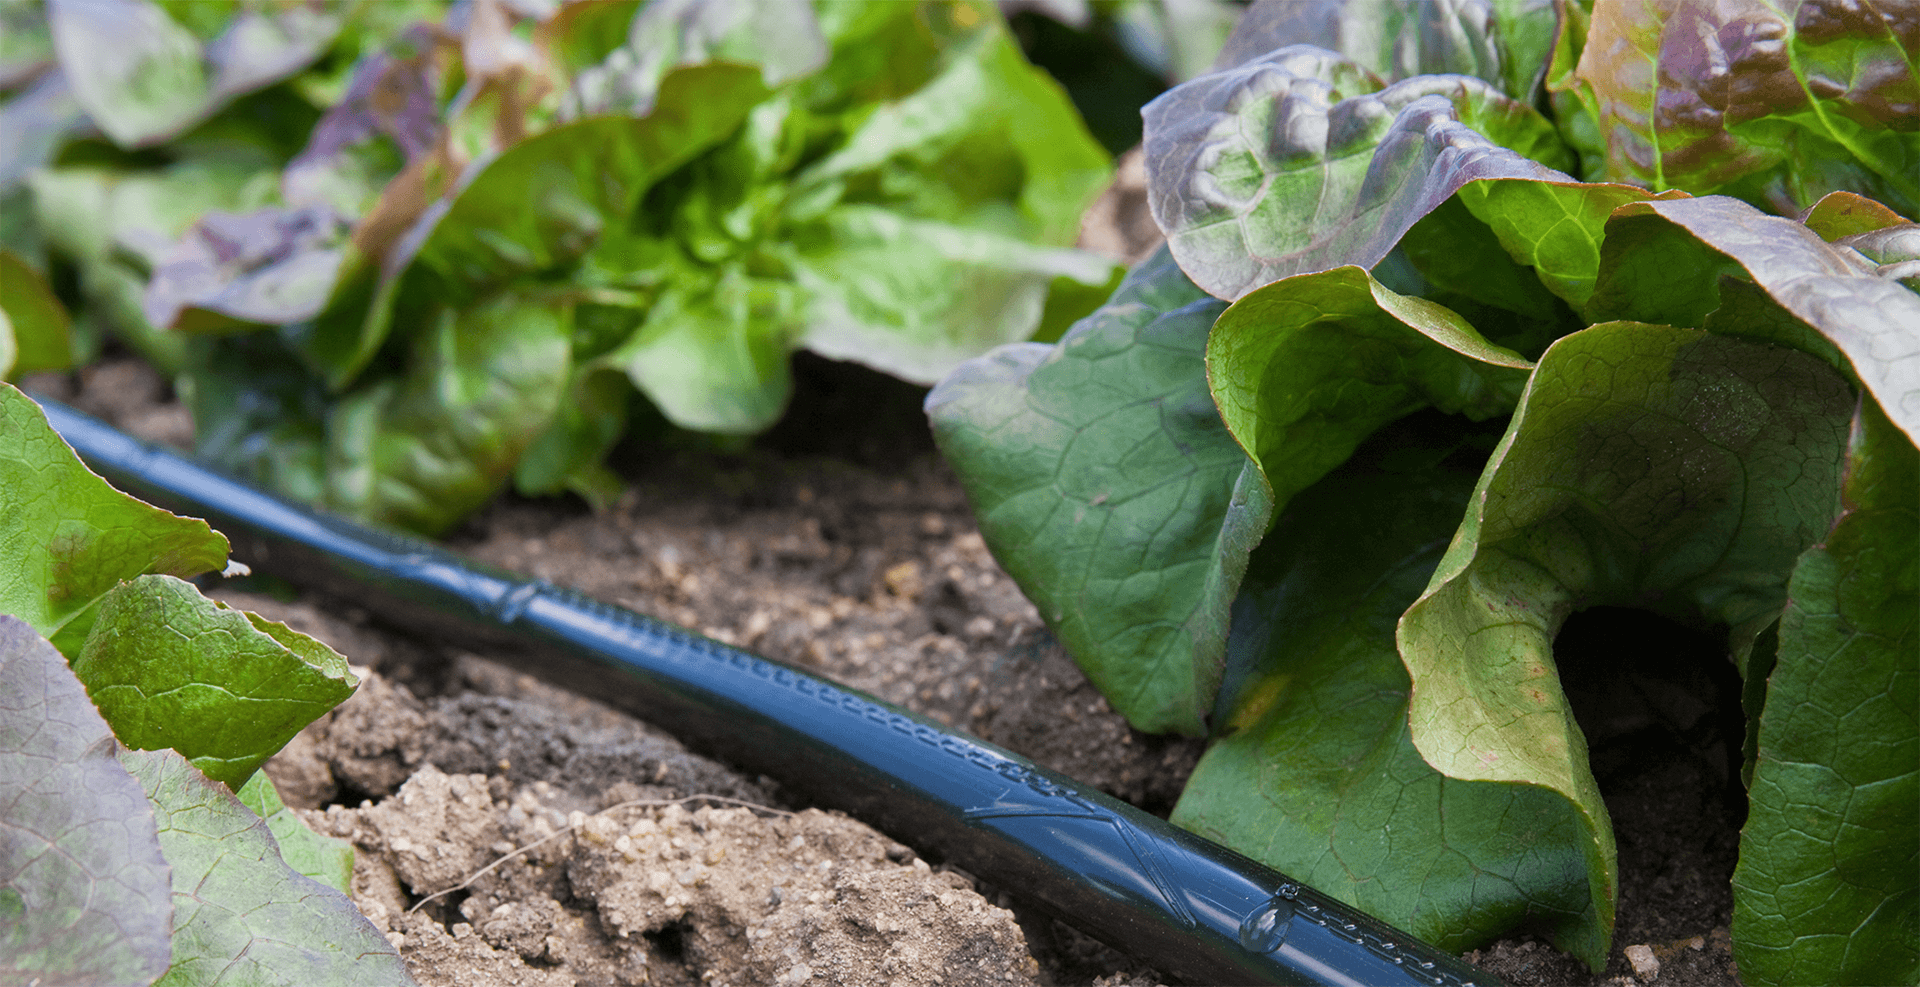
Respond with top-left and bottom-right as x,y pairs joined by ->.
38,396 -> 1499,987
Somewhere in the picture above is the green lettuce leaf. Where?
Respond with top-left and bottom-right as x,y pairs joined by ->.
186,332 -> 332,507
1206,264 -> 1532,513
0,382 -> 229,651
70,574 -> 356,792
512,362 -> 632,506
1142,44 -> 1573,301
47,0 -> 340,148
782,18 -> 1119,384
411,64 -> 773,310
794,8 -> 1110,248
118,0 -> 1115,533
1733,397 -> 1918,987
0,245 -> 73,377
3,383 -> 378,983
1396,324 -> 1857,965
562,0 -> 829,119
1174,417 -> 1599,961
323,291 -> 573,536
595,267 -> 797,435
560,1 -> 1114,434
237,772 -> 353,895
1586,194 -> 1920,446
0,615 -> 172,987
120,747 -> 414,987
785,206 -> 1117,386
1212,0 -> 1560,102
179,57 -> 769,532
1388,193 -> 1573,345
305,63 -> 771,393
1567,0 -> 1920,216
925,248 -> 1259,735
1447,178 -> 1686,311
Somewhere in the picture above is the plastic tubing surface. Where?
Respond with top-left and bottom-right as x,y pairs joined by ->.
38,397 -> 1500,987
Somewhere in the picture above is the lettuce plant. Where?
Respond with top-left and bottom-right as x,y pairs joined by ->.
929,2 -> 1918,983
0,382 -> 406,985
3,0 -> 1118,535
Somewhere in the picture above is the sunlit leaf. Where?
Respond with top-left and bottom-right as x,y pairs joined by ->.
72,575 -> 356,791
1143,44 -> 1571,300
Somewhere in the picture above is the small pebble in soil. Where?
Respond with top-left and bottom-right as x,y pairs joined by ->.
1625,943 -> 1659,981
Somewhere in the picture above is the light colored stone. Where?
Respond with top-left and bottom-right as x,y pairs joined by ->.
1625,943 -> 1660,981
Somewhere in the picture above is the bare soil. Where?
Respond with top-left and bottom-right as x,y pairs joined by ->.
20,154 -> 1748,986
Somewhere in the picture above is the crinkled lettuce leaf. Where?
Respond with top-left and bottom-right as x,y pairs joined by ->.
177,64 -> 769,530
1213,0 -> 1560,102
581,0 -> 1113,432
139,0 -> 1114,530
781,17 -> 1118,387
1565,0 -> 1920,216
933,0 -> 1920,971
1142,43 -> 1573,301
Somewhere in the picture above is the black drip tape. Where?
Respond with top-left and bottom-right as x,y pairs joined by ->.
36,396 -> 1501,987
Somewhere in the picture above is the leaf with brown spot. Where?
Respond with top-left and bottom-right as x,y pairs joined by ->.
0,383 -> 228,652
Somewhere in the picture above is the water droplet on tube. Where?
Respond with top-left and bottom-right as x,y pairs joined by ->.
1238,889 -> 1295,953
